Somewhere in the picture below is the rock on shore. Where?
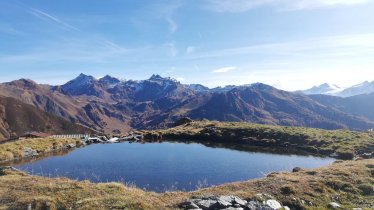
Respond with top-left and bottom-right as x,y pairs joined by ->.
179,194 -> 288,210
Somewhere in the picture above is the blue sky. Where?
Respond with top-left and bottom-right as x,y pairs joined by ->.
1,0 -> 374,90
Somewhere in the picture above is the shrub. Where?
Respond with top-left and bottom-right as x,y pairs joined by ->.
358,184 -> 374,196
281,185 -> 296,195
325,180 -> 357,193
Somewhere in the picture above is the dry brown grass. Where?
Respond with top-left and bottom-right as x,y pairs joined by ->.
0,138 -> 81,163
0,159 -> 373,209
0,168 -> 166,210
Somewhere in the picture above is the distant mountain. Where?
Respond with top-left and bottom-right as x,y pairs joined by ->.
299,83 -> 342,95
61,73 -> 104,97
185,84 -> 210,92
189,83 -> 374,130
0,96 -> 95,141
336,81 -> 374,97
98,75 -> 121,86
300,81 -> 374,97
1,74 -> 374,133
311,92 -> 374,122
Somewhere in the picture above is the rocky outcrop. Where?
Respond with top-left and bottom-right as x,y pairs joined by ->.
328,202 -> 341,209
23,147 -> 38,158
179,194 -> 288,210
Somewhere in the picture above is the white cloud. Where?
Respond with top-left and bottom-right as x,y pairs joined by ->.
205,0 -> 371,13
176,77 -> 185,82
165,42 -> 179,57
153,1 -> 183,33
186,46 -> 197,55
212,66 -> 237,73
166,17 -> 178,33
188,33 -> 374,60
29,8 -> 81,31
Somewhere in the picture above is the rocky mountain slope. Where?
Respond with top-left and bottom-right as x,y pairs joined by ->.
1,74 -> 374,134
0,96 -> 94,141
311,93 -> 374,122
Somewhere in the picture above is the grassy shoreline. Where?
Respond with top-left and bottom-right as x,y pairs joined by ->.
0,159 -> 373,209
0,138 -> 82,164
143,121 -> 374,159
0,122 -> 373,209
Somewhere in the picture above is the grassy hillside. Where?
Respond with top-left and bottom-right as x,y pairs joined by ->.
0,159 -> 372,209
144,121 -> 374,159
0,96 -> 95,141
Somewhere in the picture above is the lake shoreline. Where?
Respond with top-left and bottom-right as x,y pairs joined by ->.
142,121 -> 374,160
12,141 -> 336,193
2,120 -> 373,165
0,158 -> 373,209
0,138 -> 83,164
0,121 -> 373,209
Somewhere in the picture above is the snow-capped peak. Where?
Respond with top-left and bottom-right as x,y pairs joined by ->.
336,81 -> 374,97
99,75 -> 121,85
300,83 -> 343,95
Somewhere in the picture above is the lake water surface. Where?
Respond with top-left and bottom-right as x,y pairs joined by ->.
15,142 -> 335,192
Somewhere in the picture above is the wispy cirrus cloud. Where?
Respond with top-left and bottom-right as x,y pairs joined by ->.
0,23 -> 22,35
165,41 -> 179,57
166,17 -> 178,33
188,33 -> 374,60
205,0 -> 371,13
212,66 -> 237,73
152,0 -> 183,33
29,8 -> 81,32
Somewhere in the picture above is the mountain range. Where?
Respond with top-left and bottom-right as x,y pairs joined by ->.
299,81 -> 374,97
0,73 -> 374,140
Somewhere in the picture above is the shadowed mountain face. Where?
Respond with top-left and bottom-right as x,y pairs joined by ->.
188,84 -> 374,130
0,74 -> 374,135
311,93 -> 374,122
0,96 -> 95,141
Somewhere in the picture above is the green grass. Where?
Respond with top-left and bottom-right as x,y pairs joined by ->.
144,121 -> 374,159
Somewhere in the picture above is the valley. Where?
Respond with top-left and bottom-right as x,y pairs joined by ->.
1,74 -> 374,142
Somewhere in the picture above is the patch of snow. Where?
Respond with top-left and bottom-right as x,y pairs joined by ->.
300,83 -> 343,95
336,81 -> 374,97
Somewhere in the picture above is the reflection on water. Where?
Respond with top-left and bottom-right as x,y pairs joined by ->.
11,141 -> 335,192
0,149 -> 73,167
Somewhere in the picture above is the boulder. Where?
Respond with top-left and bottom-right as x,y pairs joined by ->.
232,196 -> 247,206
23,147 -> 38,157
174,117 -> 193,127
210,200 -> 232,209
217,196 -> 233,203
179,194 -> 284,210
63,144 -> 76,149
245,201 -> 272,210
265,200 -> 282,210
222,207 -> 243,210
179,201 -> 200,210
196,199 -> 216,210
292,167 -> 302,172
328,202 -> 341,209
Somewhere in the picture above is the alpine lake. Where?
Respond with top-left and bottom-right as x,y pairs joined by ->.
8,141 -> 335,192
